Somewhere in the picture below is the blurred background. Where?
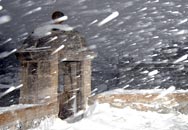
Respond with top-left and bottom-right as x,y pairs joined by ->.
1,0 -> 188,106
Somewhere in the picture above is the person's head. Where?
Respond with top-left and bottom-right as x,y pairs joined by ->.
52,11 -> 65,24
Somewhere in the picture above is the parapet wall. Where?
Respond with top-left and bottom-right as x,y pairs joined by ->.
0,101 -> 58,130
1,89 -> 188,129
89,89 -> 188,114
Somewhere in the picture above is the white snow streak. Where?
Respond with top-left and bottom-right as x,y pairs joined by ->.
53,16 -> 68,23
0,5 -> 3,11
0,84 -> 23,99
0,49 -> 17,59
174,30 -> 188,35
44,0 -> 57,5
0,15 -> 11,24
0,104 -> 37,114
26,46 -> 51,51
177,18 -> 188,25
138,7 -> 147,12
23,7 -> 42,16
88,19 -> 98,26
72,93 -> 77,115
141,70 -> 149,74
148,70 -> 159,76
46,36 -> 58,44
155,86 -> 176,99
51,45 -> 65,55
174,54 -> 188,63
1,38 -> 12,46
98,11 -> 119,26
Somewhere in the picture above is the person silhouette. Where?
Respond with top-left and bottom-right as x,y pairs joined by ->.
21,11 -> 86,49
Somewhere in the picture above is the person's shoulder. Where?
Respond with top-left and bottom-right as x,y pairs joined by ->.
32,24 -> 75,37
56,24 -> 74,32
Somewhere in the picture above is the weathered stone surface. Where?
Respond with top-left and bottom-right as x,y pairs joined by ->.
89,91 -> 188,114
16,50 -> 54,61
22,30 -> 87,51
81,60 -> 92,109
14,25 -> 95,123
59,50 -> 96,61
0,101 -> 58,130
58,61 -> 83,119
18,53 -> 59,104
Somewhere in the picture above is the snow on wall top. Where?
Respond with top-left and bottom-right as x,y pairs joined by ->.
101,87 -> 188,95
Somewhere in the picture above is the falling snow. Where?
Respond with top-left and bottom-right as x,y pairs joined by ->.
51,44 -> 65,55
174,54 -> 188,64
1,0 -> 188,128
0,49 -> 17,59
98,11 -> 119,26
0,84 -> 22,99
0,5 -> 3,11
0,15 -> 11,24
148,70 -> 159,77
22,7 -> 42,16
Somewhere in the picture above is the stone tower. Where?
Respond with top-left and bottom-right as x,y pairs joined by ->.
16,29 -> 95,118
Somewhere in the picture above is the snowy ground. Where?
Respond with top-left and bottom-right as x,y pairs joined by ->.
30,102 -> 188,130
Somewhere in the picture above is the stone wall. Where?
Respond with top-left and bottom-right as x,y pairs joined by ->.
0,101 -> 58,130
89,90 -> 188,114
